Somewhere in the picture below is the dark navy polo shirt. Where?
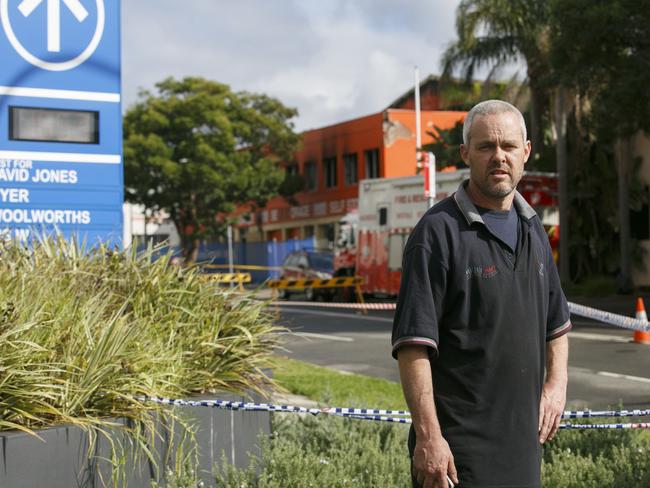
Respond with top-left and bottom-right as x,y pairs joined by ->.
392,180 -> 571,488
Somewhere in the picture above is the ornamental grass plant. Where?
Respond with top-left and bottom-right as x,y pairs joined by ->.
0,235 -> 280,482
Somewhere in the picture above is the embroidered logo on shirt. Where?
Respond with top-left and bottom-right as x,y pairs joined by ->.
465,264 -> 499,279
537,261 -> 544,277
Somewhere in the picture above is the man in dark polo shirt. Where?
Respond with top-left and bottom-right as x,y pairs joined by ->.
392,100 -> 571,488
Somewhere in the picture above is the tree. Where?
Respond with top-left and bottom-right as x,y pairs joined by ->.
422,121 -> 466,170
442,0 -> 553,165
123,77 -> 300,262
550,0 -> 650,290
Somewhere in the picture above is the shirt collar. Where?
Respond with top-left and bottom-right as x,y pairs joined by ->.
453,179 -> 537,226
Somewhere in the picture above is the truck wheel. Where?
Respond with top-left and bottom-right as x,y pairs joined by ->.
278,289 -> 289,300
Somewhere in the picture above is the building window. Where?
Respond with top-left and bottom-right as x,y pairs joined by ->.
304,161 -> 317,191
344,153 -> 358,186
324,157 -> 337,188
286,163 -> 298,176
379,206 -> 388,226
364,149 -> 380,179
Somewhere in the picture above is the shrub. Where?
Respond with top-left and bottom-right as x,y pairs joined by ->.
542,429 -> 650,487
0,236 -> 281,485
216,415 -> 410,487
211,418 -> 650,488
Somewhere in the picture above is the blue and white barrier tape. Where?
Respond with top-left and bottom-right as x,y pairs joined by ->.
567,302 -> 649,332
562,409 -> 650,419
275,300 -> 649,332
560,422 -> 650,430
138,396 -> 650,429
138,396 -> 410,417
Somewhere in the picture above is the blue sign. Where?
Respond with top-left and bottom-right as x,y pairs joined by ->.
0,0 -> 122,246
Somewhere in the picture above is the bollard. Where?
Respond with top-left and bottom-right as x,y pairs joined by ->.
632,297 -> 650,344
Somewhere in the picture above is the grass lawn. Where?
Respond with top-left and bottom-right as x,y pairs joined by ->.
270,355 -> 408,411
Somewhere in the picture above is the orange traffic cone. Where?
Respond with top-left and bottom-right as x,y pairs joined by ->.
633,298 -> 650,344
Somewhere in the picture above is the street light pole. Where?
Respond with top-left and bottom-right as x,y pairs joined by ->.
227,224 -> 234,288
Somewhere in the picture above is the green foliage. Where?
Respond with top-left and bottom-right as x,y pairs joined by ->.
123,77 -> 300,260
550,0 -> 650,138
443,0 -> 550,83
151,465 -> 205,488
0,235 -> 280,435
211,415 -> 650,488
549,0 -> 650,282
443,0 -> 553,162
272,357 -> 407,411
542,429 -> 650,487
439,79 -> 512,111
422,121 -> 466,170
216,415 -> 410,488
155,358 -> 650,487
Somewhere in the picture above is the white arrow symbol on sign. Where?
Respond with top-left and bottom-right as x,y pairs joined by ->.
18,0 -> 88,53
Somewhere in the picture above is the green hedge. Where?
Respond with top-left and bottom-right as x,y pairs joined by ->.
212,417 -> 650,488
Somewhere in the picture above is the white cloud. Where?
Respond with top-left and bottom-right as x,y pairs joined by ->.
122,1 -> 464,131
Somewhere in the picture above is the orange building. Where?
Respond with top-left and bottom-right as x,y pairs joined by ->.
237,80 -> 466,247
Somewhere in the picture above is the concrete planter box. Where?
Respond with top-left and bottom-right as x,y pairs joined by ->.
0,393 -> 270,487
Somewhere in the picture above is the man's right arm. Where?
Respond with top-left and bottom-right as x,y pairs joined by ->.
398,345 -> 458,488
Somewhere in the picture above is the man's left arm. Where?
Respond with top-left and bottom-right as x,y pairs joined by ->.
538,334 -> 569,443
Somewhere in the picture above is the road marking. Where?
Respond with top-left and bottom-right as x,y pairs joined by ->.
569,331 -> 629,343
596,371 -> 650,384
283,332 -> 354,343
279,307 -> 393,323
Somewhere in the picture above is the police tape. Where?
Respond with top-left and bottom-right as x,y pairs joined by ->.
277,301 -> 397,310
138,396 -> 409,418
568,302 -> 649,332
562,409 -> 650,419
560,423 -> 650,430
138,396 -> 650,429
274,300 -> 650,331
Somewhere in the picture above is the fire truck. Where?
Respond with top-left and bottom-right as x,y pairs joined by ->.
333,170 -> 559,296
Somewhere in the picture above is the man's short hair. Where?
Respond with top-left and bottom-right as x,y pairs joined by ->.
463,100 -> 528,145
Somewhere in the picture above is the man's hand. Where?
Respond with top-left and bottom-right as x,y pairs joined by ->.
538,380 -> 566,443
413,435 -> 458,488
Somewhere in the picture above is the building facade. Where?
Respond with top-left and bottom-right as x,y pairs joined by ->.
237,107 -> 465,248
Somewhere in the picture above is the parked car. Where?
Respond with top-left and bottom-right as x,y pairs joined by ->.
278,249 -> 334,300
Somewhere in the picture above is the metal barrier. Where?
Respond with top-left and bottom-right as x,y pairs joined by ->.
266,277 -> 364,289
200,272 -> 252,290
266,276 -> 367,312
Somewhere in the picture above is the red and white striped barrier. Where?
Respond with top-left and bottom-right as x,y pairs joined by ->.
276,301 -> 397,311
273,300 -> 650,331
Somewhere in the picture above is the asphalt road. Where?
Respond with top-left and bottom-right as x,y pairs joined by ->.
275,304 -> 650,410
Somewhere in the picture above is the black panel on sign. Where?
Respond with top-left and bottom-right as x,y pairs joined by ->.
9,106 -> 99,144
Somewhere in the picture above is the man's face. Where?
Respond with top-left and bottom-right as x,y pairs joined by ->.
460,112 -> 531,202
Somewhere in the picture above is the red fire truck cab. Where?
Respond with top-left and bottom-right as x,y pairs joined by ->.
334,170 -> 558,296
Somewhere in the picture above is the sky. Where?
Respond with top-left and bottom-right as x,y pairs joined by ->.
122,0 -> 477,132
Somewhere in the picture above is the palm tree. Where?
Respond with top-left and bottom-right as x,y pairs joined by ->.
442,0 -> 552,164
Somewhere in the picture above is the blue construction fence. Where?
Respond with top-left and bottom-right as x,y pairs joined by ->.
145,237 -> 317,284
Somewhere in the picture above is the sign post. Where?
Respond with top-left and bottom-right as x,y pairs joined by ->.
422,152 -> 436,209
0,0 -> 122,245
